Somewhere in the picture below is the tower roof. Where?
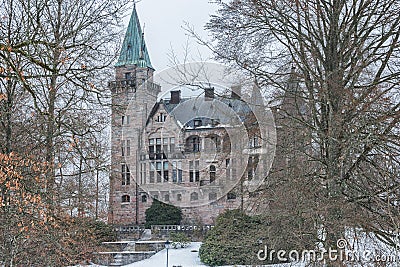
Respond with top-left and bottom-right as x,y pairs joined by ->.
115,5 -> 153,69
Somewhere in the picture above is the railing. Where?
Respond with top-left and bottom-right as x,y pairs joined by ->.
113,224 -> 214,233
108,79 -> 136,89
114,225 -> 145,232
151,224 -> 214,231
108,79 -> 161,93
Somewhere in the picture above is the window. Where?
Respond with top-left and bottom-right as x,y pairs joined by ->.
210,165 -> 216,183
153,195 -> 159,200
142,195 -> 147,203
189,160 -> 200,182
155,113 -> 167,122
190,192 -> 198,201
156,138 -> 163,159
194,119 -> 202,128
121,115 -> 130,125
172,161 -> 183,183
211,119 -> 220,127
126,140 -> 130,156
248,169 -> 253,180
177,194 -> 182,201
209,192 -> 217,201
156,161 -> 162,183
227,192 -> 236,200
121,164 -> 130,186
205,135 -> 219,152
156,161 -> 162,170
169,137 -> 175,152
226,159 -> 231,180
163,161 -> 169,181
163,138 -> 168,152
195,161 -> 199,181
149,162 -> 155,183
149,139 -> 155,159
186,136 -> 200,152
247,156 -> 259,181
249,135 -> 260,148
122,195 -> 130,203
121,140 -> 131,156
149,138 -> 166,160
164,194 -> 170,202
125,72 -> 132,80
150,161 -> 170,183
140,163 -> 146,184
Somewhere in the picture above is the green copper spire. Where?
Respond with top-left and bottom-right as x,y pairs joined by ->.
116,5 -> 153,69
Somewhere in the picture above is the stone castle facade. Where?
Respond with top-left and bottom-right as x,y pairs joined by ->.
107,5 -> 297,226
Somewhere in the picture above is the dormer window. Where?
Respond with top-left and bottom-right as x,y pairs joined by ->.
194,119 -> 202,127
211,119 -> 220,127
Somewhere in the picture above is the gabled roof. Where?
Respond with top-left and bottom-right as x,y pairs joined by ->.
115,5 -> 153,69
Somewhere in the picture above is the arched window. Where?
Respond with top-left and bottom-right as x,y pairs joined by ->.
190,192 -> 198,201
210,165 -> 216,183
141,195 -> 147,203
186,135 -> 200,152
121,195 -> 130,203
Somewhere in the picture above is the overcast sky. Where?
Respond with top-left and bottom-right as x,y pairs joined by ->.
128,0 -> 220,71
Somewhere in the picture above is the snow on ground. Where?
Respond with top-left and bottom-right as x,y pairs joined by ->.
86,231 -> 399,267
87,242 -> 304,267
122,242 -> 301,267
124,242 -> 207,267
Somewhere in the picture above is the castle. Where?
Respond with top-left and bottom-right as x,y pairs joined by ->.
107,5 -> 300,226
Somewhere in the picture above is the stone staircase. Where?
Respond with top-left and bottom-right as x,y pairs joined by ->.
94,229 -> 167,266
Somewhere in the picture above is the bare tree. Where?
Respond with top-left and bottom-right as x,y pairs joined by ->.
198,0 -> 400,259
0,0 -> 129,264
0,0 -> 127,203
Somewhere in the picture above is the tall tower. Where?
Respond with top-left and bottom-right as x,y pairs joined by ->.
108,5 -> 160,225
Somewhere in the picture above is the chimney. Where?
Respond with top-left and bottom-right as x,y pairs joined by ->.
231,85 -> 241,99
205,87 -> 215,101
170,90 -> 181,104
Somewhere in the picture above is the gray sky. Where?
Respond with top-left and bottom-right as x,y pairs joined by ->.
129,0 -> 219,71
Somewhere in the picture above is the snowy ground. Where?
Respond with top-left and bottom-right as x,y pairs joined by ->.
123,242 -> 207,267
88,242 -> 304,267
86,231 -> 399,267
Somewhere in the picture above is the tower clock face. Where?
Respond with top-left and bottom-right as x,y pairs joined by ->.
122,62 -> 277,208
